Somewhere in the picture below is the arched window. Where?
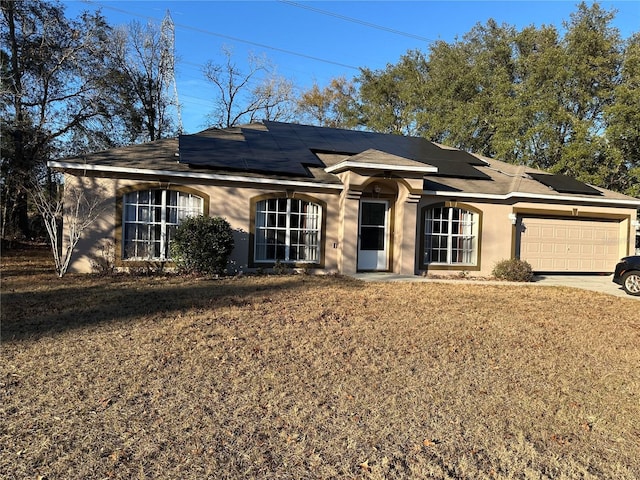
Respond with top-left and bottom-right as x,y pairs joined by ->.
254,197 -> 322,263
123,189 -> 203,260
424,205 -> 477,265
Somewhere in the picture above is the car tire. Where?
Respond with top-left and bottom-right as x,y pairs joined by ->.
621,271 -> 640,296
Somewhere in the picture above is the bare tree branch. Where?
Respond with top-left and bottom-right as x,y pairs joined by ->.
30,177 -> 106,277
203,47 -> 297,127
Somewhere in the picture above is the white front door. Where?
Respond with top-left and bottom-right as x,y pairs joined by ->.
357,200 -> 389,271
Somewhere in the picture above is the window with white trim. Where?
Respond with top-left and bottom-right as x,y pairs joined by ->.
255,198 -> 321,263
123,189 -> 203,260
424,206 -> 476,265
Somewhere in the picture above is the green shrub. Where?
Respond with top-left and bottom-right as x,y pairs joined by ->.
171,216 -> 234,275
492,258 -> 534,282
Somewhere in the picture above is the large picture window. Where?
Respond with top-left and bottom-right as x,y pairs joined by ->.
123,189 -> 203,260
255,197 -> 321,263
424,205 -> 477,265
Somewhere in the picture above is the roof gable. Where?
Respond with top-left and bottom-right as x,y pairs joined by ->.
325,149 -> 438,174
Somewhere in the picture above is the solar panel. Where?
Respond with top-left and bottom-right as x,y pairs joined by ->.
179,134 -> 253,170
528,173 -> 602,195
423,179 -> 463,192
437,149 -> 487,166
264,121 -> 490,178
425,158 -> 491,179
180,133 -> 309,176
179,121 -> 493,179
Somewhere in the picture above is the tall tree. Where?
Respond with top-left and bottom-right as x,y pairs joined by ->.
344,2 -> 636,195
106,13 -> 178,143
509,24 -> 566,169
551,1 -> 622,182
203,46 -> 297,128
296,77 -> 357,128
356,50 -> 428,136
0,0 -> 113,238
419,21 -> 518,155
603,33 -> 640,196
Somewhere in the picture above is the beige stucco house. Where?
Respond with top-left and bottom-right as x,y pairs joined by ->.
49,121 -> 640,276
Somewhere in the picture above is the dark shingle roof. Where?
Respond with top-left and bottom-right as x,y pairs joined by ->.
54,121 -> 637,204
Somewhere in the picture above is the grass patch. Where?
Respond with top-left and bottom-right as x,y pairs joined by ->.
2,247 -> 639,479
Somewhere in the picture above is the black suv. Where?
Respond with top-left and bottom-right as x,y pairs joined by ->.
613,256 -> 640,296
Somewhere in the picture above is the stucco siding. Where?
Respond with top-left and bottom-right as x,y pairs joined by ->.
64,174 -> 117,274
415,198 -> 637,277
66,174 -> 342,274
64,172 -> 637,277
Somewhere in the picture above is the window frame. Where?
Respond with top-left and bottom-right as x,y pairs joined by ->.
115,185 -> 209,266
250,194 -> 325,267
420,202 -> 482,271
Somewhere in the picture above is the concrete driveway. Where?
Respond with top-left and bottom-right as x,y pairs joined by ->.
532,274 -> 637,299
351,272 -> 638,299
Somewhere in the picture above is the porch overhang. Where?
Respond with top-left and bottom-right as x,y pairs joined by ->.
324,148 -> 438,175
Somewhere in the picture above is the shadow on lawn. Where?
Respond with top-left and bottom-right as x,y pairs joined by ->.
2,275 -> 337,342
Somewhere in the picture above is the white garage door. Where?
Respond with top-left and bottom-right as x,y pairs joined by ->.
519,217 -> 621,272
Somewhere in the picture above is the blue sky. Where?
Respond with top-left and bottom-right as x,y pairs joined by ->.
62,1 -> 640,134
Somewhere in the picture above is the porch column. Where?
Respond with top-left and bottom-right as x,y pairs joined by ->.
396,192 -> 421,275
339,189 -> 362,275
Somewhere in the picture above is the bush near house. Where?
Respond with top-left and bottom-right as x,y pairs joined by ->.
492,258 -> 534,282
170,216 -> 234,275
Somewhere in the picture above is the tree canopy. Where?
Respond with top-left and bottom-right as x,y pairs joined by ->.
301,2 -> 639,196
203,46 -> 297,128
1,0 -> 180,238
105,14 -> 180,143
1,0 -> 113,237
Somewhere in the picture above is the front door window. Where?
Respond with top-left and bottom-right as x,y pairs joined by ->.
358,200 -> 389,270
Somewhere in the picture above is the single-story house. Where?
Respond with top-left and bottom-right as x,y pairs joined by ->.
49,121 -> 640,276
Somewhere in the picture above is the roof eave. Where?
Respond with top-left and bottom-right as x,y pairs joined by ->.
47,161 -> 343,191
424,189 -> 640,208
325,161 -> 438,174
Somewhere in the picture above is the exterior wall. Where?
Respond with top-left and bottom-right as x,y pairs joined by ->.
393,181 -> 422,275
417,197 -> 638,277
417,197 -> 499,277
66,173 -> 342,274
336,172 -> 423,275
65,171 -> 637,277
337,188 -> 361,275
63,174 -> 118,274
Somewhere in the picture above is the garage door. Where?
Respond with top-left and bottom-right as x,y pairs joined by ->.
518,217 -> 620,272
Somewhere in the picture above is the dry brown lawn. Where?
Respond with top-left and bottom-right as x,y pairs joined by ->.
2,246 -> 639,479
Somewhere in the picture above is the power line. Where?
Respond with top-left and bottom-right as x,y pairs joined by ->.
173,22 -> 360,71
278,0 -> 434,44
81,0 -> 361,71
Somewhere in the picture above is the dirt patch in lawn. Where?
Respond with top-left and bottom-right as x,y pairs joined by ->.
2,248 -> 639,479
